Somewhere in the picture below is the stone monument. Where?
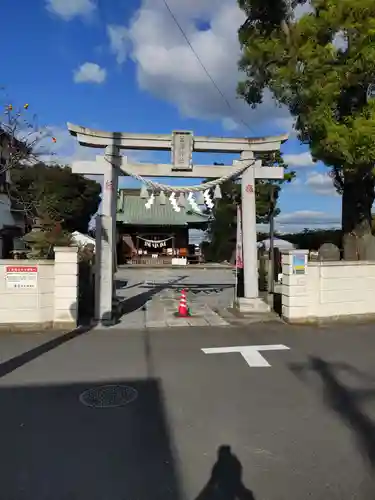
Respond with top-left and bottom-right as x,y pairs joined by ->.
318,243 -> 340,261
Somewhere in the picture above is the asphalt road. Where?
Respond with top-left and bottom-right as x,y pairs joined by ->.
0,323 -> 375,499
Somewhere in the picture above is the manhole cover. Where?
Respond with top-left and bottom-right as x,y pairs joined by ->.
79,385 -> 138,408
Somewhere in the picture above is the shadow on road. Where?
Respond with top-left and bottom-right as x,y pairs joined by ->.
0,297 -> 121,380
115,280 -> 145,291
0,377 -> 182,500
117,276 -> 188,317
0,324 -> 92,380
140,282 -> 234,295
80,275 -> 189,327
290,357 -> 375,469
115,278 -> 128,289
195,445 -> 256,500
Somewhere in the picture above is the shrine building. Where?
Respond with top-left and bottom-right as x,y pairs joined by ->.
116,188 -> 210,265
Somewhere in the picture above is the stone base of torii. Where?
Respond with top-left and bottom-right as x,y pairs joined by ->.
68,124 -> 288,324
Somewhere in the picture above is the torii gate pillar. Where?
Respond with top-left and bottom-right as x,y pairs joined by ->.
238,151 -> 270,313
94,145 -> 119,323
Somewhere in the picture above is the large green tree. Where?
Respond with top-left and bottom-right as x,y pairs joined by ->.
204,151 -> 293,261
237,0 -> 375,259
11,163 -> 101,234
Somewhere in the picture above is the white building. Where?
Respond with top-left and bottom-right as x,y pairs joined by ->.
0,130 -> 26,258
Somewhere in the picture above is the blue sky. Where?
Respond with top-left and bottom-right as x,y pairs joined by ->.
1,0 -> 341,232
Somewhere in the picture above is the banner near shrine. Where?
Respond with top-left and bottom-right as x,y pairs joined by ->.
138,236 -> 173,249
5,265 -> 38,289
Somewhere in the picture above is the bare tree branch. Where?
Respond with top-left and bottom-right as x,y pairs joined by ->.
0,95 -> 56,222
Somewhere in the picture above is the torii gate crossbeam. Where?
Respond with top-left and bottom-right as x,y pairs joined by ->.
68,123 -> 288,153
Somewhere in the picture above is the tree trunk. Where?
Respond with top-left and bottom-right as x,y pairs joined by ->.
342,171 -> 375,260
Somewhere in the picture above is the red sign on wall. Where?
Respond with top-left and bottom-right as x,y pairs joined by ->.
246,184 -> 254,193
5,266 -> 38,289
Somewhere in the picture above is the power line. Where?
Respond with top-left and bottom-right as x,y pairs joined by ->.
160,0 -> 255,135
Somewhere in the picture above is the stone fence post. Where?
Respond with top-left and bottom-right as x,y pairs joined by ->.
281,249 -> 309,322
54,246 -> 79,328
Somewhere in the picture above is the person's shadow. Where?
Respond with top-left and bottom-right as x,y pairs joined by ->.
195,445 -> 256,500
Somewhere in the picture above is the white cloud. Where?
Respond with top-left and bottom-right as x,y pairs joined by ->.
283,151 -> 315,168
37,126 -> 99,166
277,210 -> 340,227
107,25 -> 129,64
73,63 -> 107,84
107,0 -> 291,134
305,171 -> 337,196
257,209 -> 341,233
40,126 -> 156,168
277,116 -> 296,135
45,0 -> 96,20
222,117 -> 239,131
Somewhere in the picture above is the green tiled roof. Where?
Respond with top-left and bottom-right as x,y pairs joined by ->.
116,189 -> 210,226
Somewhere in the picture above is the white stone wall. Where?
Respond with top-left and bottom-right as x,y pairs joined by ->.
0,247 -> 79,329
282,250 -> 375,322
54,247 -> 79,326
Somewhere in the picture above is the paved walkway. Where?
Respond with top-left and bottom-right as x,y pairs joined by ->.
144,293 -> 229,328
110,267 -> 236,329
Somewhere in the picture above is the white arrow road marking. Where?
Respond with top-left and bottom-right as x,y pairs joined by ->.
201,345 -> 290,367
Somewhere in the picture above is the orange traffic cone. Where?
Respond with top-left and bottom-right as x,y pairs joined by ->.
177,289 -> 189,317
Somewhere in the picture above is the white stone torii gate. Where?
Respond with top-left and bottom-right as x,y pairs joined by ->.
68,123 -> 288,322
